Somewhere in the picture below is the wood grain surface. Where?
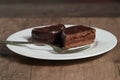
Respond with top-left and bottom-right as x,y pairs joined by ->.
0,18 -> 120,80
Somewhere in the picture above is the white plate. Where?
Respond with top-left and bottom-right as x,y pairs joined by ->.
6,25 -> 117,60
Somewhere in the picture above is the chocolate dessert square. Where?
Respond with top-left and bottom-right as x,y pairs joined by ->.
32,24 -> 65,46
62,25 -> 96,49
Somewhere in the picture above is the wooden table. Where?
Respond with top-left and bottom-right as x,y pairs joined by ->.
0,18 -> 120,80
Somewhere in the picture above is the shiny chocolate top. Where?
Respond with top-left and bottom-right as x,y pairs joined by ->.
64,25 -> 95,34
32,24 -> 65,34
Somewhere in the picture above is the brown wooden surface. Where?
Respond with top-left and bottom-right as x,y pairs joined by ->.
0,18 -> 120,80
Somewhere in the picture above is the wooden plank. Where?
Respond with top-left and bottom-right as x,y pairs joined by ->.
0,18 -> 31,80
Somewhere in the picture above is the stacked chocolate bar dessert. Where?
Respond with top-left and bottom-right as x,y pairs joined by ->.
32,24 -> 96,49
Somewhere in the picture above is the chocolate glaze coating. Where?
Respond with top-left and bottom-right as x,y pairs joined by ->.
64,25 -> 95,34
32,24 -> 65,46
32,24 -> 65,33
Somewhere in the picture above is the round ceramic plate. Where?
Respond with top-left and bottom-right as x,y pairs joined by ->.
6,25 -> 117,60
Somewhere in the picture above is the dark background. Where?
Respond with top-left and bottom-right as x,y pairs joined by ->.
0,0 -> 119,3
0,0 -> 120,17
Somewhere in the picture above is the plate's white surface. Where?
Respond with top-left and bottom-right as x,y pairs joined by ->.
6,25 -> 117,60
